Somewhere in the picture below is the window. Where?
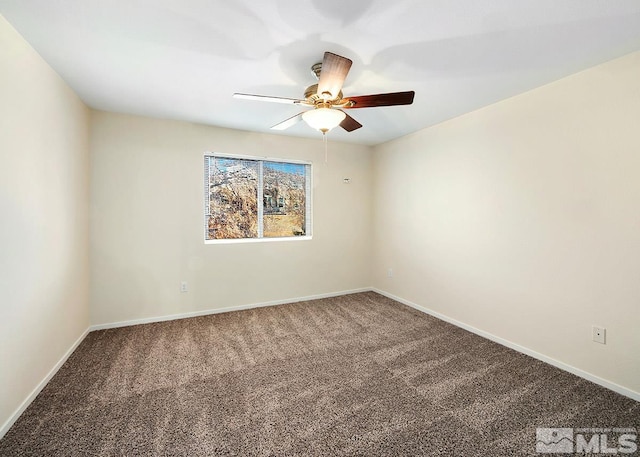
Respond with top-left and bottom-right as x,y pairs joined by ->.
204,154 -> 312,242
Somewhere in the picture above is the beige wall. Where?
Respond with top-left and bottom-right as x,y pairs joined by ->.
0,15 -> 90,434
372,51 -> 640,395
89,112 -> 372,325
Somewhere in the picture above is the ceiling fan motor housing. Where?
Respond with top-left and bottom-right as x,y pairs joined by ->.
304,84 -> 343,104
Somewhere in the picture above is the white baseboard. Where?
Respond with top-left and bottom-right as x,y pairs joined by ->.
3,287 -> 635,443
0,327 -> 90,440
372,288 -> 640,403
90,288 -> 372,331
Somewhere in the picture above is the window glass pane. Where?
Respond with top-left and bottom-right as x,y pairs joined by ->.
204,155 -> 311,242
207,157 -> 258,240
263,161 -> 307,237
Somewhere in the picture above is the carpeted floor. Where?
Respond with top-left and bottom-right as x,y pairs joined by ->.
0,292 -> 637,456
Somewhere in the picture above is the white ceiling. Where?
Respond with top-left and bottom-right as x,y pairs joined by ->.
2,1 -> 640,145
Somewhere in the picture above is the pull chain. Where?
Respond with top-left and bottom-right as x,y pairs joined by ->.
323,132 -> 328,163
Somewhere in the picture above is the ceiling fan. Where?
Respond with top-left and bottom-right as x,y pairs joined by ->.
233,52 -> 415,134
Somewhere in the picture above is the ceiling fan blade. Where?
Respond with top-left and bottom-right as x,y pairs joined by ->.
234,93 -> 304,104
317,52 -> 352,100
344,91 -> 415,109
340,112 -> 362,132
271,112 -> 304,130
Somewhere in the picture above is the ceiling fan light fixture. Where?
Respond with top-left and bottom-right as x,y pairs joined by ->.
302,107 -> 346,133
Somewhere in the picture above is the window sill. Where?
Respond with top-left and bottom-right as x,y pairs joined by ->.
204,235 -> 312,245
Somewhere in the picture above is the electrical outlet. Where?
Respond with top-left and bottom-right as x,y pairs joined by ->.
180,281 -> 188,293
592,326 -> 606,344
387,268 -> 393,278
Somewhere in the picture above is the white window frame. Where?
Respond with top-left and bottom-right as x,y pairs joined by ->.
204,152 -> 313,244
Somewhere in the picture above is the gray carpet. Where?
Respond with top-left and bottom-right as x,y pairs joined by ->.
0,292 -> 637,456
